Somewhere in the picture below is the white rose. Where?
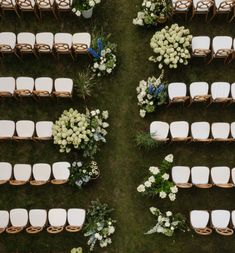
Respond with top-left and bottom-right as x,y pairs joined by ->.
148,176 -> 155,183
89,0 -> 95,7
139,109 -> 146,118
149,166 -> 159,175
166,211 -> 172,217
75,10 -> 81,16
169,193 -> 176,201
165,154 -> 174,163
137,184 -> 145,192
162,173 -> 169,181
170,186 -> 178,193
159,191 -> 167,199
144,181 -> 151,188
150,207 -> 157,214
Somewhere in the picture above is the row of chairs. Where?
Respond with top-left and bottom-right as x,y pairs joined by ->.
172,166 -> 235,188
150,121 -> 235,142
190,210 -> 235,235
1,0 -> 73,19
168,81 -> 235,105
0,161 -> 70,185
0,120 -> 53,140
172,0 -> 235,22
0,32 -> 91,59
192,36 -> 235,63
0,77 -> 73,98
0,208 -> 85,234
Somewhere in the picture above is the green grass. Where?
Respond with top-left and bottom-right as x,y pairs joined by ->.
0,1 -> 235,252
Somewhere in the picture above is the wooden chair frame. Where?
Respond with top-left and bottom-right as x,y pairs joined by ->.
211,0 -> 234,20
190,210 -> 213,235
190,95 -> 211,104
47,225 -> 64,233
26,226 -> 44,233
16,0 -> 40,19
53,43 -> 74,60
173,0 -> 192,19
16,43 -> 38,58
0,44 -> 20,59
1,0 -> 21,18
50,179 -> 68,184
175,182 -> 193,188
208,48 -> 233,63
35,43 -> 53,54
65,225 -> 82,233
6,226 -> 24,233
72,43 -> 88,54
191,0 -> 214,21
36,0 -> 57,19
192,48 -> 211,57
168,96 -> 190,105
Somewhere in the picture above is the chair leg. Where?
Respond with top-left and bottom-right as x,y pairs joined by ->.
229,11 -> 235,22
14,8 -> 21,19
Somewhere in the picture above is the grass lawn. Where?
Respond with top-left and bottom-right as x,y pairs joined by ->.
0,0 -> 235,252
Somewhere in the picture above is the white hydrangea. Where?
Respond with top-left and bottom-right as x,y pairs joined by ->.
149,166 -> 159,175
137,184 -> 146,192
159,191 -> 167,199
165,154 -> 174,163
162,173 -> 169,181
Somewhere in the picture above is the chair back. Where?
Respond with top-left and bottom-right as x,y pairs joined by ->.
217,0 -> 234,10
56,0 -> 71,8
35,43 -> 51,53
72,43 -> 88,53
16,43 -> 33,52
37,0 -> 52,8
196,0 -> 213,10
1,0 -> 15,7
174,0 -> 192,10
54,43 -> 70,52
17,0 -> 34,8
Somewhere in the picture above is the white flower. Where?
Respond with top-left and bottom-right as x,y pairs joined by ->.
165,154 -> 174,163
144,181 -> 151,188
148,176 -> 155,183
149,166 -> 159,175
169,193 -> 176,201
139,109 -> 146,118
137,184 -> 145,192
75,10 -> 81,16
170,186 -> 178,193
72,7 -> 76,12
166,211 -> 172,217
150,207 -> 157,214
162,173 -> 169,181
89,0 -> 95,7
108,226 -> 115,234
94,62 -> 99,69
159,191 -> 167,199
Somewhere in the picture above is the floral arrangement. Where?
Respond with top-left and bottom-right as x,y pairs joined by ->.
72,0 -> 101,16
136,70 -> 168,118
88,38 -> 117,77
133,0 -> 172,26
145,207 -> 188,236
70,247 -> 83,253
137,154 -> 178,201
69,160 -> 100,189
52,108 -> 109,157
84,200 -> 116,251
149,24 -> 192,69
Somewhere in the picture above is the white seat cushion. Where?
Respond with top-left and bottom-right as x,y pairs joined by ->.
48,208 -> 66,226
191,122 -> 210,139
211,210 -> 230,228
36,33 -> 54,48
211,82 -> 230,99
17,33 -> 35,48
190,82 -> 209,98
13,164 -> 31,181
211,122 -> 230,139
170,121 -> 189,138
192,36 -> 210,52
16,77 -> 34,92
35,77 -> 53,93
0,120 -> 15,138
16,120 -> 35,138
193,0 -> 212,10
72,33 -> 91,47
215,0 -> 233,9
52,162 -> 70,180
191,166 -> 210,184
29,209 -> 47,227
54,33 -> 72,48
54,78 -> 73,93
33,163 -> 51,181
212,36 -> 232,53
10,209 -> 28,227
211,166 -> 230,184
150,121 -> 169,140
0,32 -> 16,49
168,82 -> 187,100
172,0 -> 191,10
0,210 -> 9,228
0,77 -> 15,95
67,208 -> 86,226
36,121 -> 53,138
0,162 -> 12,181
172,166 -> 190,184
190,210 -> 210,228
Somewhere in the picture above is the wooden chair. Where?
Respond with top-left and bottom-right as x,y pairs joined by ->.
170,121 -> 191,142
211,210 -> 234,236
72,33 -> 91,56
191,36 -> 211,58
36,0 -> 57,19
51,162 -> 70,184
54,33 -> 74,60
172,0 -> 192,19
211,166 -> 233,188
168,82 -> 189,105
150,121 -> 170,142
0,77 -> 16,98
0,120 -> 15,140
0,211 -> 9,233
47,208 -> 66,233
15,77 -> 34,98
191,122 -> 212,142
0,162 -> 12,185
16,0 -> 39,19
6,209 -> 28,234
55,0 -> 72,14
210,82 -> 231,104
190,210 -> 212,235
66,209 -> 86,232
33,121 -> 53,141
191,0 -> 214,20
211,0 -> 234,20
33,77 -> 53,98
191,166 -> 212,188
211,122 -> 231,142
189,82 -> 210,104
26,209 -> 47,233
0,0 -> 20,18
35,32 -> 54,55
13,120 -> 35,140
16,32 -> 37,58
53,78 -> 73,98
171,166 -> 193,188
30,163 -> 51,186
9,164 -> 32,185
0,32 -> 19,58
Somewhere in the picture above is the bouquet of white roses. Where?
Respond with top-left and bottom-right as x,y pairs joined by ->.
84,200 -> 116,251
136,70 -> 167,118
149,24 -> 192,69
133,0 -> 172,26
52,108 -> 109,157
137,154 -> 178,201
72,0 -> 101,16
69,160 -> 100,189
145,207 -> 188,236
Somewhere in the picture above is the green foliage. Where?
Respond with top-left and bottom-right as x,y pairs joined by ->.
135,131 -> 161,150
